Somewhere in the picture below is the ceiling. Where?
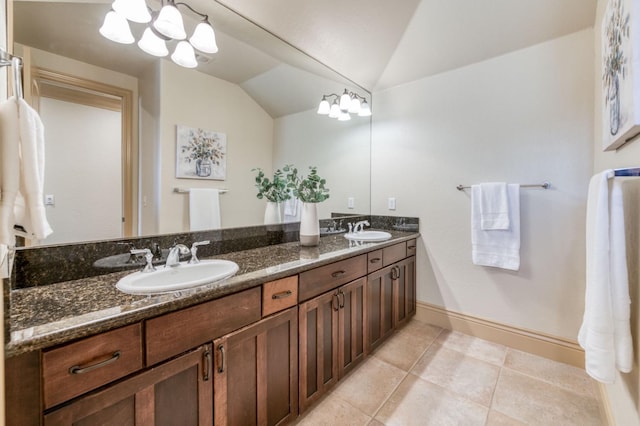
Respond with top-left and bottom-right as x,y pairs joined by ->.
14,0 -> 598,115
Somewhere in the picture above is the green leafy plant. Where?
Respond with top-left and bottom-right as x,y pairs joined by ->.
285,165 -> 330,203
252,167 -> 291,202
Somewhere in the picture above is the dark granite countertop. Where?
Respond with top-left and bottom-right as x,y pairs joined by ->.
7,230 -> 419,357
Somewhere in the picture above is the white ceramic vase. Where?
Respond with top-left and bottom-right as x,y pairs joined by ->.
264,201 -> 283,225
299,202 -> 320,246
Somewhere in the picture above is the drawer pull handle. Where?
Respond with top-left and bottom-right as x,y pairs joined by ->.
203,348 -> 212,381
331,270 -> 346,278
408,246 -> 416,250
217,344 -> 226,373
272,290 -> 293,300
69,351 -> 121,375
369,258 -> 381,264
338,289 -> 345,309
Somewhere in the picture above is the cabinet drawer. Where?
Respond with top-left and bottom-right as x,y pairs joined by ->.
263,275 -> 298,317
299,254 -> 366,301
42,323 -> 143,409
406,239 -> 417,256
145,287 -> 261,366
383,242 -> 407,267
367,250 -> 383,273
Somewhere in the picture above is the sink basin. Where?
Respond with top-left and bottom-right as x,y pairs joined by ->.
344,231 -> 392,242
116,259 -> 239,295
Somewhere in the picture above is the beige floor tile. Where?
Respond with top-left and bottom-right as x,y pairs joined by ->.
295,393 -> 372,426
371,326 -> 438,371
410,343 -> 500,406
333,356 -> 406,416
485,410 -> 526,426
436,330 -> 507,366
504,348 -> 598,397
367,420 -> 385,426
397,319 -> 443,340
492,369 -> 604,426
375,375 -> 489,426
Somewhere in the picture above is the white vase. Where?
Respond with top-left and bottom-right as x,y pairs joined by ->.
264,201 -> 283,225
299,202 -> 320,246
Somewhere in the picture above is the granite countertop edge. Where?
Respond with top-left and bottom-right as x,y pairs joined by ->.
6,231 -> 419,358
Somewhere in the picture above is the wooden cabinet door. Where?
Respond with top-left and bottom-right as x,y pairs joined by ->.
367,266 -> 395,352
213,308 -> 298,426
298,290 -> 339,413
338,277 -> 367,379
44,345 -> 213,426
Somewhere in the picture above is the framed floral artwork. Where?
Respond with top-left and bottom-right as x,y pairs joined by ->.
602,0 -> 640,150
176,125 -> 227,180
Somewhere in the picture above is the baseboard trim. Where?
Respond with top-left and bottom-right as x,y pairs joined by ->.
415,302 -> 585,368
597,383 -> 615,426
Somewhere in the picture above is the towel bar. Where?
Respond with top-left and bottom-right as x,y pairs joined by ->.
173,187 -> 229,194
456,182 -> 551,191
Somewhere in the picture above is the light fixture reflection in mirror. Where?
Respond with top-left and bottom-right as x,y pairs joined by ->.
100,0 -> 219,68
317,89 -> 371,120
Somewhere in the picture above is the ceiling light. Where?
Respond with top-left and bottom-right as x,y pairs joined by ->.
99,0 -> 219,69
99,10 -> 135,44
317,89 -> 371,120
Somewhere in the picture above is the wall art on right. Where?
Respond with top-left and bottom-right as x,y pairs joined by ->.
602,0 -> 640,150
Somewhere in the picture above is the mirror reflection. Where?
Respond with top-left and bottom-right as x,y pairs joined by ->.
13,0 -> 371,246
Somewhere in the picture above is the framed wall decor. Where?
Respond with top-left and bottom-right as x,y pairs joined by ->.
602,0 -> 640,151
176,124 -> 227,180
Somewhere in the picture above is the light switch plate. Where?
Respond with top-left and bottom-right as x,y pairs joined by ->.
348,197 -> 355,209
44,194 -> 55,206
388,197 -> 396,210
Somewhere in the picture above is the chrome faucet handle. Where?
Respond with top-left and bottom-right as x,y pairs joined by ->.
166,244 -> 189,267
348,223 -> 353,233
130,248 -> 156,273
189,240 -> 210,264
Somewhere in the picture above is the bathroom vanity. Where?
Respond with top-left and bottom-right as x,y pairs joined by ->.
5,231 -> 417,425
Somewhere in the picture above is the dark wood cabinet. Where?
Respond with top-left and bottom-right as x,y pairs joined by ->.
298,277 -> 367,413
44,344 -> 213,426
367,255 -> 417,352
213,307 -> 298,426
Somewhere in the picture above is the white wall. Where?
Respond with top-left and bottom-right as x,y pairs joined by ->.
274,109 -> 371,218
158,61 -> 274,233
593,0 -> 640,423
372,29 -> 594,339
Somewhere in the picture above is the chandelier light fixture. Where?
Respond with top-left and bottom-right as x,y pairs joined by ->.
99,0 -> 218,69
317,89 -> 371,121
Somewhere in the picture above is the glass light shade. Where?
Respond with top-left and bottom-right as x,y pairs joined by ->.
190,22 -> 218,54
338,112 -> 351,121
112,0 -> 151,23
317,97 -> 330,115
329,101 -> 341,118
153,3 -> 186,40
348,97 -> 361,114
339,89 -> 351,111
171,41 -> 198,68
99,11 -> 134,44
138,28 -> 168,57
358,100 -> 372,117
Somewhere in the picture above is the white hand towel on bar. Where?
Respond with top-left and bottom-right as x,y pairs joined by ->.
284,197 -> 301,222
189,188 -> 221,231
479,182 -> 510,230
471,183 -> 520,271
578,170 -> 633,383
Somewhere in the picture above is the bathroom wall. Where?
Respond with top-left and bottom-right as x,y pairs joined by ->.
592,0 -> 640,423
157,61 -> 274,233
372,29 -> 594,339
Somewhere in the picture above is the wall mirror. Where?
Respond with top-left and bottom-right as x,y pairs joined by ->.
12,0 -> 371,246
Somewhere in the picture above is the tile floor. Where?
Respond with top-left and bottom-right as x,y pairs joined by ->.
295,318 -> 604,426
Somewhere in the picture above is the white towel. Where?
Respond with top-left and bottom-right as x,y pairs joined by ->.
189,188 -> 221,231
284,197 -> 301,223
578,170 -> 633,383
471,184 -> 520,271
0,96 -> 52,246
479,182 -> 510,230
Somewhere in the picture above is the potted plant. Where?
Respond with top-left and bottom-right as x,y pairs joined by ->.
285,165 -> 330,246
253,167 -> 291,224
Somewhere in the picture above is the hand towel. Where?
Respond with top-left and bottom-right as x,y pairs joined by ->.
578,170 -> 633,383
0,97 -> 20,246
479,182 -> 510,230
189,188 -> 221,231
284,197 -> 301,223
471,184 -> 520,271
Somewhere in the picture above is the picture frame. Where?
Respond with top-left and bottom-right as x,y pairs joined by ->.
175,124 -> 227,180
602,0 -> 640,151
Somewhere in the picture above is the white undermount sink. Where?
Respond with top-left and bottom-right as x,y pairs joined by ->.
116,259 -> 239,295
344,231 -> 392,242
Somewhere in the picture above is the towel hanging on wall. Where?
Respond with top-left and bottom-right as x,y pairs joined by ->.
189,188 -> 221,231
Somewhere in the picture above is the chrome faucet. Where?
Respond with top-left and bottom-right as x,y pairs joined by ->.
189,240 -> 210,264
166,244 -> 189,267
353,220 -> 370,233
130,248 -> 156,273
